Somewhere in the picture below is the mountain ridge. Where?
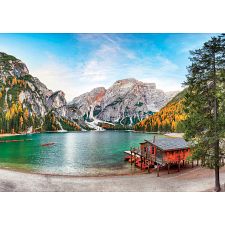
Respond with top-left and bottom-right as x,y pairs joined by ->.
71,78 -> 179,126
0,52 -> 180,132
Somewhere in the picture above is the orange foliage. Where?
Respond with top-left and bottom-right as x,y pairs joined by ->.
134,99 -> 186,132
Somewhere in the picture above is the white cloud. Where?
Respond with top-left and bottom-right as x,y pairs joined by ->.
79,45 -> 116,82
30,53 -> 109,101
77,34 -> 137,82
123,55 -> 183,92
74,34 -> 184,93
140,77 -> 183,92
30,55 -> 79,101
78,43 -> 123,82
30,36 -> 184,101
80,63 -> 107,81
0,34 -> 197,103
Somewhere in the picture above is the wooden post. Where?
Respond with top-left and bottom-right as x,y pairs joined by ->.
197,159 -> 199,166
183,160 -> 185,167
157,164 -> 160,177
178,161 -> 180,172
130,151 -> 133,166
192,160 -> 194,168
168,163 -> 170,174
149,159 -> 152,173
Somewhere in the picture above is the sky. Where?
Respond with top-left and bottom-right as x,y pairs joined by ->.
0,33 -> 217,101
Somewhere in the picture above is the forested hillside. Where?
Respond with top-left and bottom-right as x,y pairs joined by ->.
0,52 -> 81,133
133,89 -> 187,132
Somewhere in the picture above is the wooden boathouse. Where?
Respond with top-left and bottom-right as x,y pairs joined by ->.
124,137 -> 192,176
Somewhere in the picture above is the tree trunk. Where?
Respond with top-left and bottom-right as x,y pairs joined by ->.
215,166 -> 220,192
213,51 -> 221,192
214,140 -> 221,192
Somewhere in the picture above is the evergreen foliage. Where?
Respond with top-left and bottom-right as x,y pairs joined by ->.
183,34 -> 225,192
0,75 -> 42,133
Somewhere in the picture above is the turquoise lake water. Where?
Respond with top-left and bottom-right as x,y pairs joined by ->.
0,131 -> 162,176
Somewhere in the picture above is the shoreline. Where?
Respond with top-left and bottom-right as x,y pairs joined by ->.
0,130 -> 185,178
0,130 -> 184,177
0,133 -> 22,138
0,165 -> 224,191
164,133 -> 184,138
0,130 -> 183,136
0,166 -> 146,179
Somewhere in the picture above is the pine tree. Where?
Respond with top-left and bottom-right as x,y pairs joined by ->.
184,34 -> 225,192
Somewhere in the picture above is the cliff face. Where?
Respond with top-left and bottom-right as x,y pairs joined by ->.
0,52 -> 82,132
0,52 -> 29,77
71,78 -> 178,125
70,87 -> 106,121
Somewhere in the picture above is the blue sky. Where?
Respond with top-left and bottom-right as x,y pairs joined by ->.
0,33 -> 217,101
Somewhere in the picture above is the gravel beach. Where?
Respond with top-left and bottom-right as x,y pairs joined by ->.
0,165 -> 225,192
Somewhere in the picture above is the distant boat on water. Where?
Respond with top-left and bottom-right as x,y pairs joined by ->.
41,142 -> 55,147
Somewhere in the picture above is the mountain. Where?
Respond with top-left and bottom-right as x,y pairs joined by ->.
134,89 -> 187,132
70,87 -> 106,122
0,52 -> 180,133
70,78 -> 178,126
0,52 -> 82,133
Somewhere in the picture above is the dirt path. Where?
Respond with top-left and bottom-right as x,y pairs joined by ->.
0,165 -> 225,191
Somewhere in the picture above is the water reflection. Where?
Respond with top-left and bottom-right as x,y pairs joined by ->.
0,131 -> 162,175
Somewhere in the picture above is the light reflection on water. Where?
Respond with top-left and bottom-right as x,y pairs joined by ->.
0,131 -> 162,176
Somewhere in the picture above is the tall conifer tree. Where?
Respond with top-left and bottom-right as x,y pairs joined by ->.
184,34 -> 225,191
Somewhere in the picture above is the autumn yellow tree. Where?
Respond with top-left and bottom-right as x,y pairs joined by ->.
19,116 -> 24,128
23,108 -> 29,121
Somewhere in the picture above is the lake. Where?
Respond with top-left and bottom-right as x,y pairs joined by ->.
0,131 -> 163,176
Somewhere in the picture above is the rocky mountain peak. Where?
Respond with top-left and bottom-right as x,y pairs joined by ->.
114,78 -> 138,85
0,52 -> 29,78
49,90 -> 66,108
72,78 -> 178,126
69,86 -> 106,121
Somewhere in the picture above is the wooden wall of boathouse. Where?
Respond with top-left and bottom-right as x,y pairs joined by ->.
139,141 -> 191,165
